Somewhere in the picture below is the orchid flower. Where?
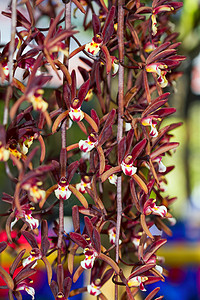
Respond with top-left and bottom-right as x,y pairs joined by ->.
11,204 -> 39,230
69,98 -> 85,122
127,276 -> 148,291
154,156 -> 166,173
121,155 -> 137,176
29,89 -> 48,112
54,177 -> 72,200
108,227 -> 122,245
76,176 -> 91,194
79,133 -> 98,153
16,280 -> 35,300
141,116 -> 159,137
143,198 -> 167,217
85,34 -> 103,56
87,282 -> 101,296
146,62 -> 168,88
22,182 -> 46,203
22,248 -> 42,268
81,247 -> 98,269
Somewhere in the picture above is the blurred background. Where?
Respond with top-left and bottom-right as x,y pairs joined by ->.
0,0 -> 200,299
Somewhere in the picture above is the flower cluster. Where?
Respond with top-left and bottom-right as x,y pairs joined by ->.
0,1 -> 184,300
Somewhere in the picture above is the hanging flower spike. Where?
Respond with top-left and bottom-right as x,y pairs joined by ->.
108,227 -> 122,245
16,280 -> 35,300
154,156 -> 166,173
0,142 -> 10,161
143,198 -> 167,217
81,247 -> 98,269
54,177 -> 72,200
29,89 -> 48,112
76,176 -> 91,194
22,248 -> 42,268
87,282 -> 101,296
18,136 -> 34,155
85,34 -> 103,56
127,276 -> 148,291
79,133 -> 98,153
141,116 -> 159,137
69,98 -> 84,122
22,182 -> 46,203
146,62 -> 168,88
121,155 -> 137,176
11,205 -> 39,230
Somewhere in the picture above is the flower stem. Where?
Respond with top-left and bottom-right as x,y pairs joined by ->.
3,0 -> 16,126
57,0 -> 71,265
115,1 -> 124,299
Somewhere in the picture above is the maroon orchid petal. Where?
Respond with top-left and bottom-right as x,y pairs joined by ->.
99,109 -> 116,142
2,10 -> 31,29
92,228 -> 101,254
118,136 -> 126,165
150,142 -> 179,159
125,128 -> 134,155
142,93 -> 170,117
72,205 -> 80,233
143,238 -> 167,262
100,268 -> 114,286
77,78 -> 90,103
41,236 -> 50,256
67,161 -> 80,183
69,232 -> 88,249
91,109 -> 100,128
131,138 -> 147,162
102,6 -> 115,38
147,42 -> 171,65
144,276 -> 162,286
50,281 -> 58,298
92,13 -> 101,35
98,125 -> 112,146
84,216 -> 94,241
154,107 -> 176,118
0,241 -> 7,254
9,249 -> 26,277
64,277 -> 72,298
144,287 -> 161,300
22,231 -> 39,249
71,70 -> 77,101
128,263 -> 156,280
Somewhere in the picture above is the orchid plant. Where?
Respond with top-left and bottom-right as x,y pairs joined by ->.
0,0 -> 185,299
